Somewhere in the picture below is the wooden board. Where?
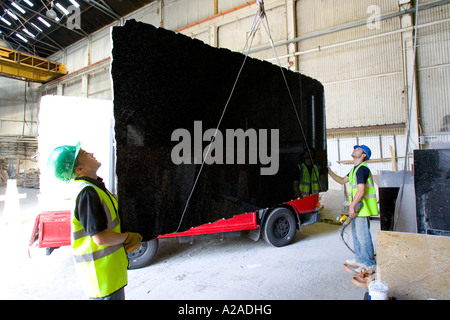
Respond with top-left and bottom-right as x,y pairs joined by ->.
377,231 -> 450,300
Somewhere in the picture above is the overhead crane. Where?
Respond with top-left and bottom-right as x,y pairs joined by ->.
0,45 -> 67,83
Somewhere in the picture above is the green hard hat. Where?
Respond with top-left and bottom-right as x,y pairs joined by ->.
47,142 -> 81,183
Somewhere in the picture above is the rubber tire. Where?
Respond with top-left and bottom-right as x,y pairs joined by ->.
262,207 -> 297,247
127,238 -> 159,269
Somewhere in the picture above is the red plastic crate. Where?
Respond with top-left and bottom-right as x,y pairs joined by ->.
29,211 -> 71,249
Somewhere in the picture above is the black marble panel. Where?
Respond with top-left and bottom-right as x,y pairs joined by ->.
414,149 -> 450,235
111,20 -> 327,240
379,187 -> 399,231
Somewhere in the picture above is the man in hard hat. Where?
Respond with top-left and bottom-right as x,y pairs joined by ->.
327,145 -> 378,274
47,142 -> 143,300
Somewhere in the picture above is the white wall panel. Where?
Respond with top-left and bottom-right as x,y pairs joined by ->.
88,69 -> 112,100
135,10 -> 160,26
130,1 -> 161,26
91,28 -> 112,64
164,0 -> 214,31
65,42 -> 89,73
380,135 -> 397,159
218,0 -> 248,12
63,79 -> 82,97
193,30 -> 210,44
218,12 -> 257,52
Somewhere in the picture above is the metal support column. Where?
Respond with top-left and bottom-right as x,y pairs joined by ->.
399,1 -> 420,156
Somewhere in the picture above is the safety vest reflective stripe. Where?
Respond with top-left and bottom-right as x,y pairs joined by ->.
73,244 -> 123,263
72,217 -> 119,241
351,182 -> 375,188
349,183 -> 377,199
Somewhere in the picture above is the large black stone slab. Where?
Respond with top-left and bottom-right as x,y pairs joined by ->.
111,20 -> 327,240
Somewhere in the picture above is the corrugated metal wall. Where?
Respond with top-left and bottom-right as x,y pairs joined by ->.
416,4 -> 450,136
292,0 -> 450,176
27,0 -> 450,173
164,0 -> 214,30
217,3 -> 288,60
296,0 -> 405,130
297,0 -> 399,33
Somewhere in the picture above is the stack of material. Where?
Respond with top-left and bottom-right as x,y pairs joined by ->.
111,20 -> 327,240
0,158 -> 7,184
19,168 -> 40,188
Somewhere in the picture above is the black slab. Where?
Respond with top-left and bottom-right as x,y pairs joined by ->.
414,149 -> 450,236
111,20 -> 327,240
379,187 -> 400,231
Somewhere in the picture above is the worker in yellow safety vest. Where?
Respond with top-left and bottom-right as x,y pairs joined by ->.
293,149 -> 320,199
47,142 -> 143,300
327,145 -> 378,273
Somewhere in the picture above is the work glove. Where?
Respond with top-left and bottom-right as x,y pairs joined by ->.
124,232 -> 143,252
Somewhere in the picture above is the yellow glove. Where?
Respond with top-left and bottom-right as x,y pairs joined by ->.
124,232 -> 143,252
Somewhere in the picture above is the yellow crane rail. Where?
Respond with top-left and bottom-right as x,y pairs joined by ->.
0,45 -> 67,83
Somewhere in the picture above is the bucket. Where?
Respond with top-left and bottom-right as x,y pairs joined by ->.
368,280 -> 389,300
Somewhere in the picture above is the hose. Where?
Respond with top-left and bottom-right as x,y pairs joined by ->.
340,216 -> 354,254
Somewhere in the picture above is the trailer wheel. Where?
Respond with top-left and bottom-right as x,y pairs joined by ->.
262,207 -> 297,247
127,238 -> 159,269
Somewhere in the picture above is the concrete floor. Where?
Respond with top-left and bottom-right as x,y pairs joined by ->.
0,183 -> 379,300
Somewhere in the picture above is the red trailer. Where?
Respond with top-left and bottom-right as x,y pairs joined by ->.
29,194 -> 320,268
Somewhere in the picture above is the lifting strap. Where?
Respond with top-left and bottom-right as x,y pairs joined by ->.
176,1 -> 320,232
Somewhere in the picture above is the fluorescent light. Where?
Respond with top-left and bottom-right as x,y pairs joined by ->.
69,0 -> 80,8
0,17 -> 12,26
22,28 -> 35,38
11,2 -> 26,14
55,3 -> 70,15
37,16 -> 51,27
5,9 -> 19,20
24,0 -> 34,7
30,22 -> 43,32
15,33 -> 28,43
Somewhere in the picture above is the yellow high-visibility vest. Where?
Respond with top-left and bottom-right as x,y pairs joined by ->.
348,162 -> 379,217
71,180 -> 129,298
298,163 -> 320,197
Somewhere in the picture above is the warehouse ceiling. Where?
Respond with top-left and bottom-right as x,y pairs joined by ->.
0,0 -> 155,58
